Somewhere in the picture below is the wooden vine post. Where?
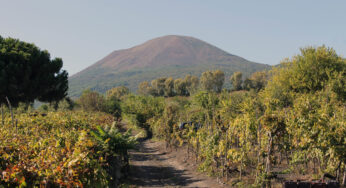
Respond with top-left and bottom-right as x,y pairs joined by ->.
5,97 -> 14,128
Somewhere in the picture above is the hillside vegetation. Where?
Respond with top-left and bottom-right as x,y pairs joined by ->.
69,35 -> 270,97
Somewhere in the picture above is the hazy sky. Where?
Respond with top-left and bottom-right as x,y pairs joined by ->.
1,0 -> 345,75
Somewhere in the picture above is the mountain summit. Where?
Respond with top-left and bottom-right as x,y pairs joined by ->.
69,35 -> 270,96
83,35 -> 244,71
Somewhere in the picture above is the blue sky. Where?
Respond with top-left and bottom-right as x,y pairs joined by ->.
1,0 -> 345,75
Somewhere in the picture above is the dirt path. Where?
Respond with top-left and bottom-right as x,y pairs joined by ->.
125,139 -> 225,188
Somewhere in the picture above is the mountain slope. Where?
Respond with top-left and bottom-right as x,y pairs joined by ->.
69,35 -> 270,97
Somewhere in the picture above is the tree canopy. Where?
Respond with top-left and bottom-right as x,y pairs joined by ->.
230,72 -> 243,91
284,46 -> 345,93
106,86 -> 130,100
0,36 -> 68,106
243,71 -> 268,91
77,89 -> 105,112
200,70 -> 225,93
137,70 -> 225,96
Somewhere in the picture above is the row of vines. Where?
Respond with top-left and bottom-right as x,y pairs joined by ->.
0,111 -> 137,187
121,46 -> 345,186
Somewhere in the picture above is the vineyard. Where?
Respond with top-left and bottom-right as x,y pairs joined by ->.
0,111 -> 137,187
0,43 -> 345,187
120,46 -> 346,186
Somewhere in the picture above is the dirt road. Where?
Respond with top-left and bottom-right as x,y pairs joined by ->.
125,139 -> 225,188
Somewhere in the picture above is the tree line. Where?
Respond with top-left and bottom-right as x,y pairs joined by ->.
137,69 -> 267,97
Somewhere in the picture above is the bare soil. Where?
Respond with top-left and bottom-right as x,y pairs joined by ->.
124,139 -> 225,188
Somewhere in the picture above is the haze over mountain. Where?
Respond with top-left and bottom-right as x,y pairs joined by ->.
69,35 -> 270,97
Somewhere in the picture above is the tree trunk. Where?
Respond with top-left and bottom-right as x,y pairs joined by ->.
258,122 -> 262,164
195,136 -> 199,164
285,150 -> 290,165
225,129 -> 229,181
342,167 -> 346,186
342,107 -> 345,186
256,122 -> 262,179
5,97 -> 14,128
240,159 -> 243,180
336,161 -> 341,182
265,132 -> 273,173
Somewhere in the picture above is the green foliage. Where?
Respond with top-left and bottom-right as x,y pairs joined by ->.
260,66 -> 294,109
0,111 -> 135,187
200,70 -> 225,93
104,86 -> 130,119
243,71 -> 268,91
15,102 -> 34,114
57,97 -> 75,111
137,81 -> 152,96
121,95 -> 164,130
90,125 -> 137,157
164,77 -> 175,97
122,46 -> 345,185
38,104 -> 49,112
148,99 -> 182,139
174,78 -> 188,96
184,74 -> 200,95
104,98 -> 122,120
106,86 -> 130,100
138,75 -> 200,97
329,70 -> 346,101
0,36 -> 68,106
151,77 -> 166,96
76,87 -> 127,119
280,46 -> 345,93
77,89 -> 106,112
193,91 -> 219,119
230,72 -> 243,91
